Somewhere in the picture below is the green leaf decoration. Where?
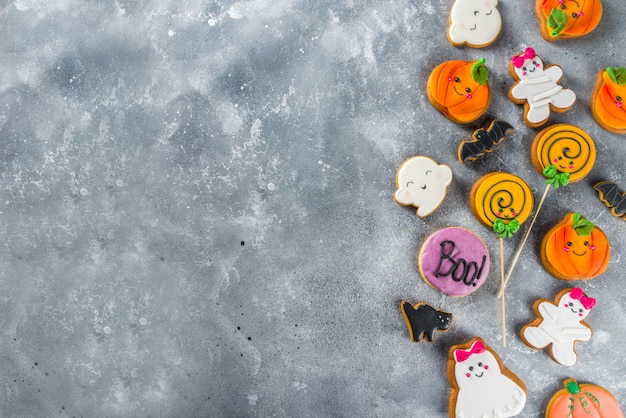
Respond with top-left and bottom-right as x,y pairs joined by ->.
572,212 -> 595,236
493,218 -> 520,239
543,165 -> 570,188
547,8 -> 567,37
471,58 -> 488,86
607,67 -> 626,85
565,380 -> 581,395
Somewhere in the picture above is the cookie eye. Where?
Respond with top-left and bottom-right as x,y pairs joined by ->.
477,362 -> 483,367
454,77 -> 460,82
584,241 -> 589,246
406,181 -> 414,187
568,302 -> 574,307
558,156 -> 563,160
532,61 -> 537,66
566,241 -> 573,247
510,208 -> 515,212
468,366 -> 474,371
465,87 -> 471,93
579,309 -> 584,313
572,12 -> 578,17
560,4 -> 566,9
473,10 -> 479,15
617,96 -> 622,102
522,66 -> 527,72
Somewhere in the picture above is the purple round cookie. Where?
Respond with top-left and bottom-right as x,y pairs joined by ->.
419,227 -> 490,297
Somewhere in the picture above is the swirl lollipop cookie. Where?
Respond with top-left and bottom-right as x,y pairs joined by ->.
500,125 -> 597,295
470,172 -> 534,346
509,48 -> 576,128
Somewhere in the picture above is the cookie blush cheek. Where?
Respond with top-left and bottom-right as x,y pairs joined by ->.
484,365 -> 489,370
466,373 -> 471,378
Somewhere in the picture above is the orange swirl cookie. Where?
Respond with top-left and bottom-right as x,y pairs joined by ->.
546,379 -> 624,418
591,67 -> 626,134
531,124 -> 596,183
470,172 -> 534,232
536,0 -> 602,41
541,212 -> 610,281
427,58 -> 491,124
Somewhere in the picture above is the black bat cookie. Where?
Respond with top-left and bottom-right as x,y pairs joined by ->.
400,301 -> 452,343
458,120 -> 514,163
594,180 -> 626,220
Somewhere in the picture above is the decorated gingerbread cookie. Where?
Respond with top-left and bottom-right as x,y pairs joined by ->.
509,48 -> 576,128
448,337 -> 527,418
521,287 -> 595,366
531,124 -> 596,186
469,172 -> 534,238
594,180 -> 626,220
418,227 -> 490,297
427,58 -> 491,124
591,66 -> 626,134
546,378 -> 624,418
458,119 -> 514,163
400,301 -> 452,343
448,0 -> 502,48
541,212 -> 610,281
394,156 -> 452,217
536,0 -> 602,41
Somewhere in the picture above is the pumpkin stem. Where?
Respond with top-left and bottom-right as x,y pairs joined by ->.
565,379 -> 581,395
607,67 -> 617,84
572,212 -> 594,236
471,58 -> 488,86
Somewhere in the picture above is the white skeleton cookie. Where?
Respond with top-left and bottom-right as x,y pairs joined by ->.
448,338 -> 527,418
448,0 -> 502,48
508,47 -> 576,127
394,156 -> 452,217
521,287 -> 595,366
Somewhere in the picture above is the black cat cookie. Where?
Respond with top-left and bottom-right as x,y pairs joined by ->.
400,301 -> 453,343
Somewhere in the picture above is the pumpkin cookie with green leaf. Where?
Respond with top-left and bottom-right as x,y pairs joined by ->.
541,212 -> 610,281
591,66 -> 626,134
426,58 -> 491,124
536,0 -> 602,41
546,379 -> 624,418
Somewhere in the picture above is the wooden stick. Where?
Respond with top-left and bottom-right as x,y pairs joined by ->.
498,184 -> 551,298
500,237 -> 506,348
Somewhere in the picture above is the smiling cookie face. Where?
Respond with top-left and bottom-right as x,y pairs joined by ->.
455,350 -> 500,385
560,292 -> 592,321
394,156 -> 452,217
538,0 -> 603,40
449,0 -> 502,47
513,56 -> 545,80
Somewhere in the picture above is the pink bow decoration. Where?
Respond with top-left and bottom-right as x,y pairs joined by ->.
454,340 -> 486,363
570,287 -> 596,310
512,47 -> 536,68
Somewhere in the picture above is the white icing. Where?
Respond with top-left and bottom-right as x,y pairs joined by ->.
510,56 -> 576,124
448,0 -> 501,47
523,291 -> 592,366
454,345 -> 526,418
394,156 -> 452,217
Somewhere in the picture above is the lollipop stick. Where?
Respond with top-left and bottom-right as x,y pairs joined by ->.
498,184 -> 551,298
500,237 -> 506,347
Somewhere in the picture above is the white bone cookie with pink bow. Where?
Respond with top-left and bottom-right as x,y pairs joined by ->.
521,287 -> 595,366
508,47 -> 576,127
448,337 -> 527,418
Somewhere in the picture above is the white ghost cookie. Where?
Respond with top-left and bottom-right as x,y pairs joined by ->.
509,47 -> 576,127
448,0 -> 502,48
449,338 -> 527,418
394,156 -> 452,217
521,287 -> 595,366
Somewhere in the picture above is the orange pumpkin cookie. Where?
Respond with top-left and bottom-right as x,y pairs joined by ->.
541,212 -> 610,281
546,378 -> 624,418
591,67 -> 626,134
470,172 -> 534,238
427,58 -> 491,124
536,0 -> 602,41
531,124 -> 596,186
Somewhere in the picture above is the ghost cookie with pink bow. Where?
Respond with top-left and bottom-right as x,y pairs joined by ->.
521,288 -> 596,366
508,47 -> 576,127
448,337 -> 527,418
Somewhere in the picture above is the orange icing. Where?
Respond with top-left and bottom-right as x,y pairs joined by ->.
427,60 -> 491,124
538,0 -> 602,38
547,379 -> 624,418
542,213 -> 610,280
591,70 -> 626,133
531,124 -> 596,183
470,172 -> 534,228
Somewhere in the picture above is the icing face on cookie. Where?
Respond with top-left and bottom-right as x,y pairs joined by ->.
471,172 -> 534,228
448,0 -> 502,47
532,124 -> 596,183
560,289 -> 594,320
592,67 -> 626,133
394,156 -> 452,217
542,212 -> 610,280
538,0 -> 603,39
449,338 -> 527,417
511,49 -> 544,80
419,227 -> 490,297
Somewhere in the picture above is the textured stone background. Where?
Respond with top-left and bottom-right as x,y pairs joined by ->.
1,0 -> 624,416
